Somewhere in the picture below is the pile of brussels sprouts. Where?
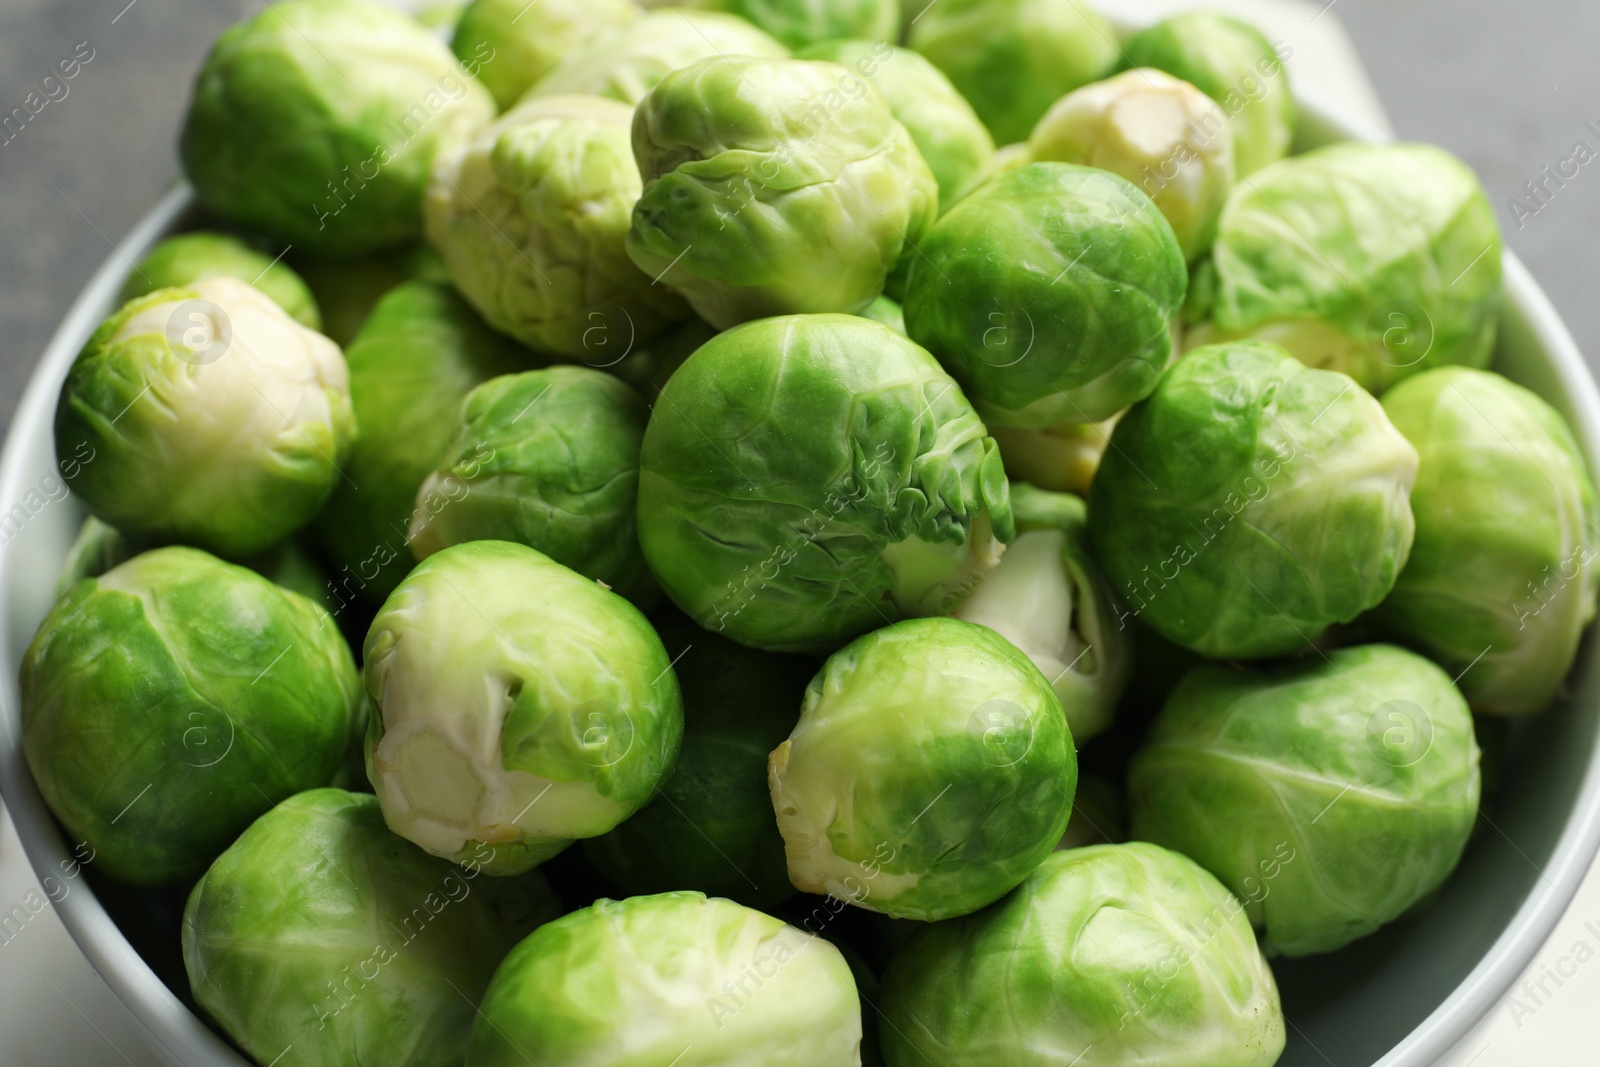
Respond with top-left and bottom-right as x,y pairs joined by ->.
20,1 -> 1598,1065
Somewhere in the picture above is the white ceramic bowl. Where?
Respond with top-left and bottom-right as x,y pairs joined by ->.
2,97 -> 1599,1067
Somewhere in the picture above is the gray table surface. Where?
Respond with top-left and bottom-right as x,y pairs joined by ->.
0,3 -> 1596,1066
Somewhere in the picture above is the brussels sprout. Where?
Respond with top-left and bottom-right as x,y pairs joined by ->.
408,367 -> 655,603
955,485 -> 1130,741
296,245 -> 448,348
312,281 -> 523,606
1195,143 -> 1503,393
528,11 -> 788,106
56,278 -> 354,558
1122,13 -> 1294,177
769,617 -> 1074,921
687,0 -> 897,49
184,789 -> 559,1067
858,294 -> 906,335
1376,368 -> 1600,714
180,0 -> 495,256
799,39 -> 995,211
904,163 -> 1187,428
881,843 -> 1285,1067
363,540 -> 683,874
21,548 -> 359,885
583,618 -> 814,907
1128,644 -> 1482,956
908,0 -> 1118,146
120,232 -> 322,330
638,314 -> 1012,652
627,56 -> 938,329
988,413 -> 1120,496
451,0 -> 639,110
1029,68 -> 1235,262
426,94 -> 687,359
468,892 -> 862,1065
1089,340 -> 1418,659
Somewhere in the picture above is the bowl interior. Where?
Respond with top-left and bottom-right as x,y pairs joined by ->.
1,105 -> 1598,1067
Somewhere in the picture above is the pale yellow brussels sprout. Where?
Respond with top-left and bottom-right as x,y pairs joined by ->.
988,412 -> 1121,496
1030,68 -> 1235,262
363,541 -> 684,875
528,11 -> 789,106
954,485 -> 1130,741
1121,12 -> 1295,177
56,278 -> 354,558
451,0 -> 639,110
426,94 -> 688,360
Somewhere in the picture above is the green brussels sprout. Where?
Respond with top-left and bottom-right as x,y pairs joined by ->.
881,843 -> 1284,1067
363,540 -> 683,875
408,367 -> 655,603
686,0 -> 898,49
56,278 -> 354,558
1194,143 -> 1503,393
427,94 -> 688,359
954,485 -> 1130,742
120,232 -> 322,331
451,0 -> 639,110
1128,644 -> 1482,956
180,0 -> 495,256
908,0 -> 1118,146
1376,368 -> 1600,714
183,789 -> 559,1067
296,245 -> 447,348
583,618 -> 814,908
1029,68 -> 1235,262
627,56 -> 938,329
769,617 -> 1075,921
638,314 -> 1012,652
528,11 -> 788,107
987,413 -> 1120,496
468,892 -> 862,1065
21,548 -> 359,886
858,294 -> 906,335
1089,340 -> 1418,659
799,39 -> 995,211
312,281 -> 523,606
904,163 -> 1187,428
1122,13 -> 1294,177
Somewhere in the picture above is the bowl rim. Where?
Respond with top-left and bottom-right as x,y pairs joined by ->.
2,91 -> 1599,1067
